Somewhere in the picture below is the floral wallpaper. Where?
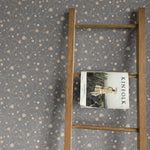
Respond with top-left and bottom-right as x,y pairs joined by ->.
0,0 -> 150,150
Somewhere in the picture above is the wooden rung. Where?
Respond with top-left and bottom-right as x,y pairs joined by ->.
129,74 -> 138,78
74,73 -> 80,78
74,73 -> 138,78
72,124 -> 138,132
75,24 -> 136,29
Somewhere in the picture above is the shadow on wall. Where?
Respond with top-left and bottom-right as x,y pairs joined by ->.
48,12 -> 69,149
122,11 -> 137,74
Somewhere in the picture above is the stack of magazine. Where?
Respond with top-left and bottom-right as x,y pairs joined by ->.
80,71 -> 129,109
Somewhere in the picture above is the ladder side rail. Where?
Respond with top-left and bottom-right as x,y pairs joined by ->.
64,8 -> 76,150
137,8 -> 147,150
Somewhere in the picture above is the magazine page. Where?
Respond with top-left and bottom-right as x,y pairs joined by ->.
80,71 -> 129,109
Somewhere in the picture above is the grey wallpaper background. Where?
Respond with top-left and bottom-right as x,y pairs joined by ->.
0,0 -> 150,150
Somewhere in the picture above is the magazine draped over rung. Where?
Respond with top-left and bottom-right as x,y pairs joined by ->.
80,71 -> 129,109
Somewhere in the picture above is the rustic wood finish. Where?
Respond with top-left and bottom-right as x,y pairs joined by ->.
72,124 -> 138,132
64,8 -> 76,150
75,24 -> 136,29
64,8 -> 147,150
137,8 -> 147,150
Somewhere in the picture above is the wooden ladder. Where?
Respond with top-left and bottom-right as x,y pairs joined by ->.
64,8 -> 147,150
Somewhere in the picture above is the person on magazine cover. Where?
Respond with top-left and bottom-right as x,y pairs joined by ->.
90,85 -> 117,96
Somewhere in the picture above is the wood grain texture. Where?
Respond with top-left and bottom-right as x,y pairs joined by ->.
72,124 -> 138,132
137,8 -> 147,150
64,8 -> 76,150
74,73 -> 137,78
65,8 -> 147,150
75,24 -> 136,29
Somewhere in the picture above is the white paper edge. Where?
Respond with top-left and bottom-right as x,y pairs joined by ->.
80,72 -> 87,106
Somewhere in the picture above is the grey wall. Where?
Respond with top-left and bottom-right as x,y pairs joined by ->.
0,0 -> 150,150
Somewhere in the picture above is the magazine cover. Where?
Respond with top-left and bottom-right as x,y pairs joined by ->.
80,71 -> 129,109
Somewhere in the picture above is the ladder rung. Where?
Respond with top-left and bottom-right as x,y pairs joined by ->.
74,73 -> 138,78
75,24 -> 136,29
72,124 -> 138,132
